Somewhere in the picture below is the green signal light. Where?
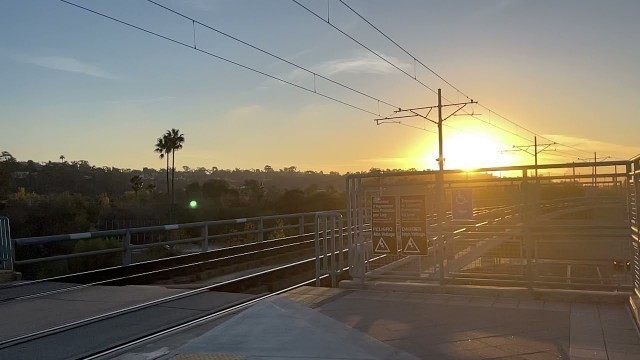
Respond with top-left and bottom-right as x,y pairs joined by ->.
189,200 -> 198,208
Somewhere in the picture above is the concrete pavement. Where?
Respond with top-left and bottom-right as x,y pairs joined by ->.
162,286 -> 640,360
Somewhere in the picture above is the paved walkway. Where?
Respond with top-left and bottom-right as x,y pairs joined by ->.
315,289 -> 640,360
163,286 -> 640,360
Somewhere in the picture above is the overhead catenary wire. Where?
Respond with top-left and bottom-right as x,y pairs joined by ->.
327,1 -> 548,139
59,0 -> 389,118
335,0 -> 560,145
311,0 -> 601,155
292,0 -> 546,143
145,0 -> 400,113
290,0 -> 439,95
337,0 -> 471,101
397,122 -> 437,134
147,0 -> 467,138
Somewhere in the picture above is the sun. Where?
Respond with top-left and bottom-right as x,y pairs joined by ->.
417,131 -> 514,171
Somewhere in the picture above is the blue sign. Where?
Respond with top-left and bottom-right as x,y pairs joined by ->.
451,188 -> 473,220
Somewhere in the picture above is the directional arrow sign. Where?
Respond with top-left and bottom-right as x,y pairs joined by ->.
372,196 -> 397,254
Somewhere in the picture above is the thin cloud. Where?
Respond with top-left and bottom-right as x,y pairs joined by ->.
317,50 -> 410,76
9,52 -> 118,80
544,134 -> 640,159
283,50 -> 410,85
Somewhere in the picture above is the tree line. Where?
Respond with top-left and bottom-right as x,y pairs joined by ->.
0,155 -> 345,238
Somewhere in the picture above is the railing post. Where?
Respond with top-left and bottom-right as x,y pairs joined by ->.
631,160 -> 640,295
0,217 -> 14,271
314,214 -> 322,286
522,169 -> 534,289
330,214 -> 337,287
123,230 -> 131,266
201,223 -> 209,252
257,218 -> 264,242
299,214 -> 305,235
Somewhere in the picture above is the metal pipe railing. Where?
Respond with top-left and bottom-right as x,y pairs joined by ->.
11,211 -> 343,272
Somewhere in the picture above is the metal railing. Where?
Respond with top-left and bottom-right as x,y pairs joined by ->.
314,211 -> 346,287
10,211 -> 341,279
347,160 -> 634,291
0,217 -> 13,271
630,155 -> 640,296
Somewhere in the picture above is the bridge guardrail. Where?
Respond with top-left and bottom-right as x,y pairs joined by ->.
10,211 -> 346,279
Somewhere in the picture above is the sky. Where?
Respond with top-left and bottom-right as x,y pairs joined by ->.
1,0 -> 639,173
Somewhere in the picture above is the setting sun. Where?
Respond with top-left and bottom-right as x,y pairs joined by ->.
417,131 -> 516,171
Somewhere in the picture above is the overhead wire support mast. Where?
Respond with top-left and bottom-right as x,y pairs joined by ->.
578,152 -> 612,187
376,89 -> 476,170
376,89 -> 476,284
311,0 -> 594,153
503,136 -> 556,179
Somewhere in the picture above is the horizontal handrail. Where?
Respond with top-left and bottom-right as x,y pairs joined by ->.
11,210 -> 348,277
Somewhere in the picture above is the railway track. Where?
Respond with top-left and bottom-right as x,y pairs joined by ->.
0,254 -> 343,360
0,232 -> 316,302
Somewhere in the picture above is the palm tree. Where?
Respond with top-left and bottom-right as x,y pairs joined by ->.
130,175 -> 144,197
59,155 -> 65,163
154,136 -> 170,196
165,128 -> 185,210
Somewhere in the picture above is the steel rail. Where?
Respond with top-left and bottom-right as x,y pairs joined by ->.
83,279 -> 316,360
0,252 -> 335,351
81,259 -> 360,360
0,232 -> 317,303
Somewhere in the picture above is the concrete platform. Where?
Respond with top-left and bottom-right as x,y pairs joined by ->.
170,296 -> 418,360
4,282 -> 638,360
118,286 -> 640,360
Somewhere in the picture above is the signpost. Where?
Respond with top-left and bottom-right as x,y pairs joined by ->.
372,196 -> 397,254
451,188 -> 473,220
400,195 -> 428,255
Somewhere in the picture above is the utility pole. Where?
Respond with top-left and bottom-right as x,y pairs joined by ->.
375,88 -> 476,282
374,88 -> 477,172
504,136 -> 556,181
578,152 -> 611,187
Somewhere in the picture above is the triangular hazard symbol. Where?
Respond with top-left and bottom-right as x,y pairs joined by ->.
374,237 -> 391,253
403,237 -> 421,253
